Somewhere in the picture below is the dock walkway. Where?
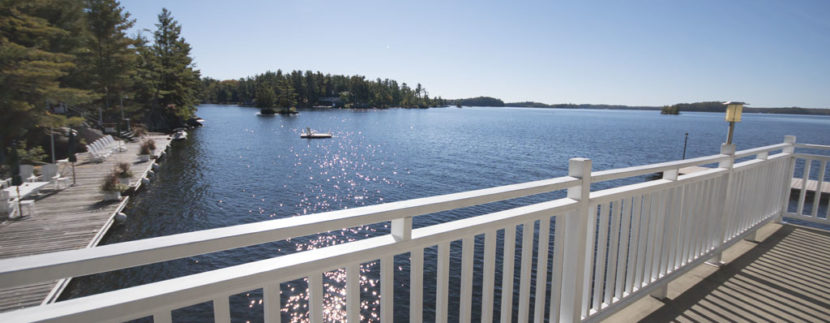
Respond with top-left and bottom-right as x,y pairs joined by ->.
0,135 -> 171,312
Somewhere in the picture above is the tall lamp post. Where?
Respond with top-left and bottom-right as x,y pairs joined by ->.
724,101 -> 745,145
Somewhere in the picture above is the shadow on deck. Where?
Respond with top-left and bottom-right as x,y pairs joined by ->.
607,223 -> 830,322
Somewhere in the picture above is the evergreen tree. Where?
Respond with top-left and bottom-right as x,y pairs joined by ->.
142,8 -> 200,129
0,0 -> 92,163
76,0 -> 137,123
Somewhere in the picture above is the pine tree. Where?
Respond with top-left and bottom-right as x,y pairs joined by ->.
140,8 -> 200,129
0,0 -> 92,163
75,0 -> 138,123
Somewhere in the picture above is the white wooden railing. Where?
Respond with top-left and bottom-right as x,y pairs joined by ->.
785,143 -> 830,225
0,135 -> 825,322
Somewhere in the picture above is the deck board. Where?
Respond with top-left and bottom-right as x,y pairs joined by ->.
0,135 -> 171,313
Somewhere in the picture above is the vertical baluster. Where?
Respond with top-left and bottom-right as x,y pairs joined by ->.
659,187 -> 677,276
737,170 -> 751,233
672,184 -> 688,269
153,311 -> 172,323
604,200 -> 622,306
347,264 -> 360,322
213,296 -> 231,323
518,221 -> 535,322
436,242 -> 450,323
707,179 -> 724,251
482,231 -> 496,323
625,196 -> 642,294
380,256 -> 394,322
534,216 -> 551,322
680,183 -> 696,265
615,198 -> 632,297
264,282 -> 281,323
692,180 -> 707,257
692,180 -> 708,258
410,249 -> 423,323
500,226 -> 516,323
592,204 -> 610,311
650,189 -> 668,281
549,214 -> 566,322
811,161 -> 827,219
580,204 -> 599,318
460,237 -> 474,323
695,180 -> 709,255
724,172 -> 738,240
634,194 -> 651,290
644,191 -> 661,284
309,272 -> 323,323
706,178 -> 718,254
797,159 -> 812,216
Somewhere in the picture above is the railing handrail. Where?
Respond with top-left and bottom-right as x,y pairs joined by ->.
0,176 -> 579,289
591,153 -> 728,183
734,142 -> 790,158
795,143 -> 830,150
0,199 -> 580,322
0,136 -> 811,323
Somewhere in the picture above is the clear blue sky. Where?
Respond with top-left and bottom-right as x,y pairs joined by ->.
122,0 -> 830,108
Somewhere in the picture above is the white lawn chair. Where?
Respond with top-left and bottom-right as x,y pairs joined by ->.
0,178 -> 10,188
1,189 -> 35,219
41,164 -> 69,190
87,144 -> 106,162
19,165 -> 40,182
7,199 -> 35,219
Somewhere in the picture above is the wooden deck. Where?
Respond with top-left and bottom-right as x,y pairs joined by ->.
0,135 -> 171,313
605,223 -> 830,322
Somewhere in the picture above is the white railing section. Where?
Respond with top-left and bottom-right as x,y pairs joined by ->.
0,136 -> 815,323
785,143 -> 830,225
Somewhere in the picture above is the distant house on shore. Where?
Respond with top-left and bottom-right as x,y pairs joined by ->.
317,97 -> 343,108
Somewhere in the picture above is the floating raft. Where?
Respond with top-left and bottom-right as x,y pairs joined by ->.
300,128 -> 332,139
300,132 -> 332,139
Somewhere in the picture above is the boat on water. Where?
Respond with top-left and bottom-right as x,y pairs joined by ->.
300,127 -> 332,139
172,128 -> 188,141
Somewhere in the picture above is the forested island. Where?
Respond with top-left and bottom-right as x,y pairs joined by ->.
201,73 -> 448,110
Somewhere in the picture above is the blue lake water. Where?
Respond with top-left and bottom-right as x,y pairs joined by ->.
62,105 -> 830,322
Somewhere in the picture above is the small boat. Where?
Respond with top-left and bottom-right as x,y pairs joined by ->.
172,129 -> 188,141
300,127 -> 332,139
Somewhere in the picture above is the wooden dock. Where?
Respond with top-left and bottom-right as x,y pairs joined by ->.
0,134 -> 171,312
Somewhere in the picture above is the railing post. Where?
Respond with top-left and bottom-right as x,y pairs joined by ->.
649,169 -> 677,300
708,144 -> 735,266
777,135 -> 796,224
559,158 -> 592,323
391,217 -> 412,241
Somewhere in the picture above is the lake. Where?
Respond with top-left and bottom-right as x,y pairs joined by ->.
62,105 -> 830,322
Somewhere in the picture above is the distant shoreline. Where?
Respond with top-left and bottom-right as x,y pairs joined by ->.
201,102 -> 830,116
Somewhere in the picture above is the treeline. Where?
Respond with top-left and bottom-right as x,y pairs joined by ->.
201,72 -> 448,109
451,96 -> 505,107
668,102 -> 830,115
1,0 -> 200,163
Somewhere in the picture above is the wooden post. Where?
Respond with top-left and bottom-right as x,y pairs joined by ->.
559,158 -> 592,322
777,136 -> 796,224
708,144 -> 735,266
650,169 -> 678,299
